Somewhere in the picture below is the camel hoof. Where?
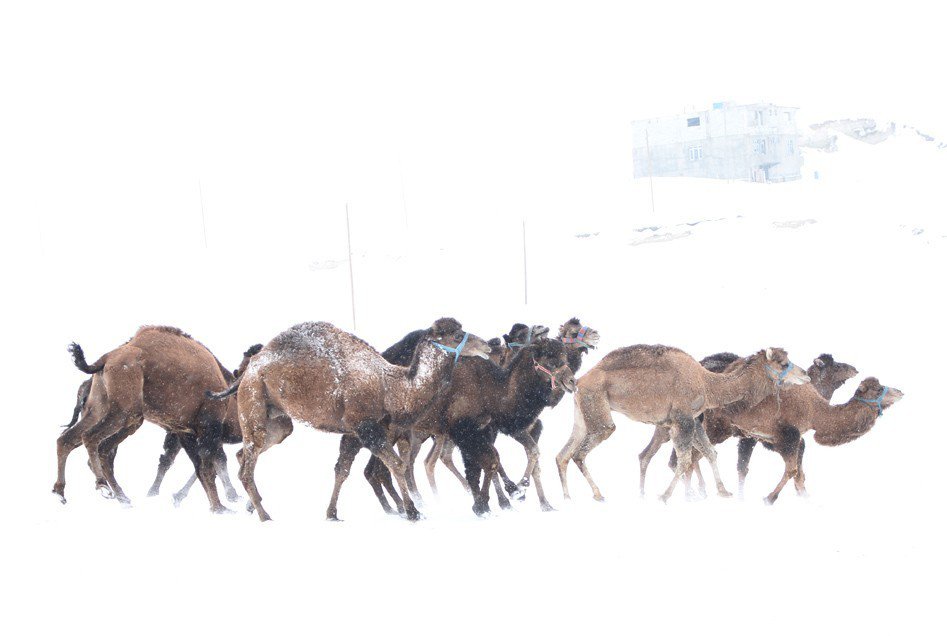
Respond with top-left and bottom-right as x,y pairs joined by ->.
763,496 -> 776,506
52,488 -> 67,504
540,502 -> 556,512
658,495 -> 670,504
511,488 -> 527,502
245,501 -> 255,514
116,496 -> 133,507
717,489 -> 733,498
212,505 -> 235,515
593,494 -> 606,503
498,498 -> 513,511
172,494 -> 186,508
326,515 -> 343,522
405,508 -> 422,522
146,488 -> 160,498
796,488 -> 809,498
97,484 -> 115,500
225,491 -> 241,503
472,503 -> 490,517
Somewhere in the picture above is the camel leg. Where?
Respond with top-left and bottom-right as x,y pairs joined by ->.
178,432 -> 229,514
356,420 -> 420,521
457,429 -> 498,516
736,437 -> 758,498
556,399 -> 588,501
98,419 -> 143,505
511,428 -> 554,511
659,414 -> 696,503
439,437 -> 470,492
398,437 -> 423,504
639,426 -> 671,497
82,406 -> 136,501
573,389 -> 617,501
213,447 -> 240,502
794,438 -> 808,496
497,460 -> 521,499
764,427 -> 802,505
53,416 -> 94,504
362,455 -> 393,515
692,420 -> 732,498
377,458 -> 406,513
492,473 -> 512,510
239,405 -> 294,522
327,435 -> 362,521
147,433 -> 182,497
423,436 -> 442,494
173,473 -> 199,507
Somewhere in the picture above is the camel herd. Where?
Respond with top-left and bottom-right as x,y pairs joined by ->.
54,319 -> 903,520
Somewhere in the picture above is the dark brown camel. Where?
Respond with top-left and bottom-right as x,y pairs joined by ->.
53,326 -> 246,513
213,318 -> 491,522
724,376 -> 902,503
638,352 -> 858,497
557,346 -> 810,502
424,337 -> 576,515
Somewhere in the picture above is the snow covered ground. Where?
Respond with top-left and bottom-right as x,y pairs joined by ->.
3,4 -> 945,635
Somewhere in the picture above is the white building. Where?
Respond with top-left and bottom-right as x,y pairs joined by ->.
631,102 -> 802,182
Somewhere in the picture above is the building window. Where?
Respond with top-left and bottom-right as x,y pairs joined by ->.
687,117 -> 700,127
688,145 -> 703,161
754,139 -> 766,154
784,111 -> 793,123
788,138 -> 795,153
749,110 -> 764,126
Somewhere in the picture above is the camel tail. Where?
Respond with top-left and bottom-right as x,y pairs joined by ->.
207,378 -> 241,400
64,378 -> 92,429
68,342 -> 105,374
243,344 -> 263,357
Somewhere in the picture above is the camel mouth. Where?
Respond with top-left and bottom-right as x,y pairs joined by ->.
885,387 -> 905,404
474,350 -> 491,360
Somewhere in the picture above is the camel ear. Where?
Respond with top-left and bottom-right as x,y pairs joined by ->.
765,348 -> 773,361
502,334 -> 511,344
813,357 -> 825,368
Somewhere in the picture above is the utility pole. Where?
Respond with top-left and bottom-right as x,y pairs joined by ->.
199,180 -> 208,247
346,203 -> 357,332
522,218 -> 528,305
645,129 -> 655,215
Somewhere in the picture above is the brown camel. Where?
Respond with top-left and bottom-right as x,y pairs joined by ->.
638,352 -> 858,497
53,326 -> 245,513
724,376 -> 903,503
556,346 -> 810,502
216,318 -> 491,522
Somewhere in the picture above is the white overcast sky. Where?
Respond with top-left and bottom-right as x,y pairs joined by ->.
1,1 -> 944,257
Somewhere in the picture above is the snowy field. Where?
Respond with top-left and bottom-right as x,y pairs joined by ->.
2,4 -> 945,635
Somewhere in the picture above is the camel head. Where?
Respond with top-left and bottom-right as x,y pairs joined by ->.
853,377 -> 904,416
807,353 -> 858,398
761,347 -> 810,386
503,323 -> 550,350
428,317 -> 491,361
529,338 -> 576,393
232,343 -> 264,379
558,317 -> 600,350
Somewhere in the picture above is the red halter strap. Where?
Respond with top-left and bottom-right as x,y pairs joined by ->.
534,363 -> 560,389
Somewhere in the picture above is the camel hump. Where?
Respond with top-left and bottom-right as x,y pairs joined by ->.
596,344 -> 689,371
135,325 -> 193,340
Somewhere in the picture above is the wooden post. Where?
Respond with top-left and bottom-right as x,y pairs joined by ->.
346,203 -> 357,332
522,218 -> 528,305
645,129 -> 655,215
199,180 -> 208,248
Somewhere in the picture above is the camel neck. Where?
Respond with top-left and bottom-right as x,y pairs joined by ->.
387,343 -> 453,419
702,361 -> 767,411
811,399 -> 879,446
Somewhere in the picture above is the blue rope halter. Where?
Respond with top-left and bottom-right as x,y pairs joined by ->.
856,386 -> 889,417
561,325 -> 590,347
765,361 -> 794,386
432,332 -> 469,363
507,326 -> 534,350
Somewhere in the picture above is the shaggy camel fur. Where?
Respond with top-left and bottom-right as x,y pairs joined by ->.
53,326 -> 242,512
640,352 -> 858,497
216,318 -> 491,522
556,346 -> 810,502
724,376 -> 902,503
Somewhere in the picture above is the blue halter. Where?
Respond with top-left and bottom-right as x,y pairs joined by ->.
856,386 -> 888,417
507,326 -> 533,350
766,361 -> 794,386
432,332 -> 469,363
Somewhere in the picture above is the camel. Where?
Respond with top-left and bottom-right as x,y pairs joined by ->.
212,318 -> 491,522
723,376 -> 902,503
638,352 -> 858,497
556,346 -> 810,502
53,326 -> 248,513
428,337 -> 576,514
